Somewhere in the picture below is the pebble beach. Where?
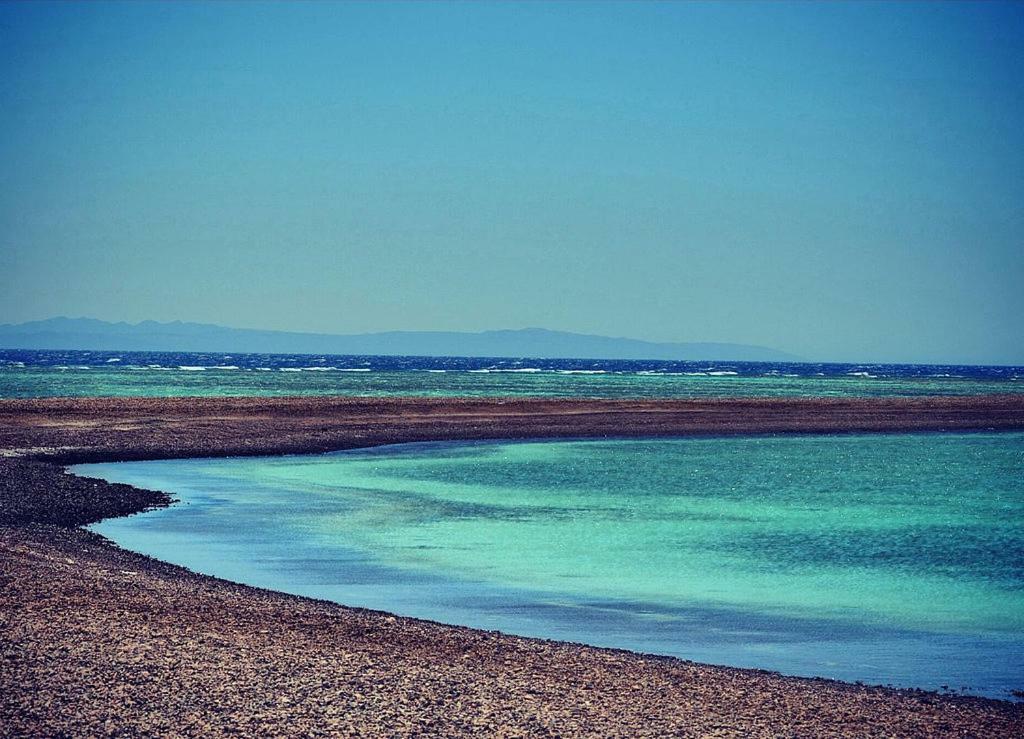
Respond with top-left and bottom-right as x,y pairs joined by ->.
2,395 -> 1024,736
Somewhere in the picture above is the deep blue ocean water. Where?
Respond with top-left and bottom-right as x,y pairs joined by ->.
2,349 -> 1022,398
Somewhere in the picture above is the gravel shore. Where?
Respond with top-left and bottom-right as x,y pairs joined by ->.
2,395 -> 1023,737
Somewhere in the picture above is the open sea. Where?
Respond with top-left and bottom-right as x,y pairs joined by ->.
2,349 -> 1022,398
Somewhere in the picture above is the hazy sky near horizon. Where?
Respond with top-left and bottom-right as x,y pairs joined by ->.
1,2 -> 1022,364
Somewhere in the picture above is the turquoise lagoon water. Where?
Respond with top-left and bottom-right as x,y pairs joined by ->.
78,432 -> 1024,699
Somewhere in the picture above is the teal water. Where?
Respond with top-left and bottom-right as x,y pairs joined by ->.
7,366 -> 1023,399
78,432 -> 1024,699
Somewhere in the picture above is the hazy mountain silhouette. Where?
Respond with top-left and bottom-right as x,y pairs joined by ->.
0,317 -> 802,361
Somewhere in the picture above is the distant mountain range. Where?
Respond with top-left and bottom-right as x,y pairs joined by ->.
0,317 -> 802,362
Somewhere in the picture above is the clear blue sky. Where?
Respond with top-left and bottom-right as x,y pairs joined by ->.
1,1 -> 1022,364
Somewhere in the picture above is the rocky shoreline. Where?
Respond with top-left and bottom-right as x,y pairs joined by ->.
2,395 -> 1024,736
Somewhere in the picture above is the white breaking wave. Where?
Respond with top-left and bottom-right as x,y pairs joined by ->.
846,372 -> 876,378
106,358 -> 121,363
707,371 -> 739,376
557,370 -> 607,375
279,368 -> 302,373
178,366 -> 206,371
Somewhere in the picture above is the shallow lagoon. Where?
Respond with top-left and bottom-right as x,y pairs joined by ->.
78,432 -> 1024,699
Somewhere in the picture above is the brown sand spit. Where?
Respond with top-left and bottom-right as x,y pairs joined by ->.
2,395 -> 1023,737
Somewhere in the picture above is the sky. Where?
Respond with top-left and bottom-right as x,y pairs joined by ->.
1,2 -> 1022,364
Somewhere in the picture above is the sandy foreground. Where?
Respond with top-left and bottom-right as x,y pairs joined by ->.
2,395 -> 1024,737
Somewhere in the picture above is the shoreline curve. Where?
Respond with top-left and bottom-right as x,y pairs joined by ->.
3,395 -> 1024,736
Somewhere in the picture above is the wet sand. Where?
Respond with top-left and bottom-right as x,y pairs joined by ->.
2,395 -> 1024,736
